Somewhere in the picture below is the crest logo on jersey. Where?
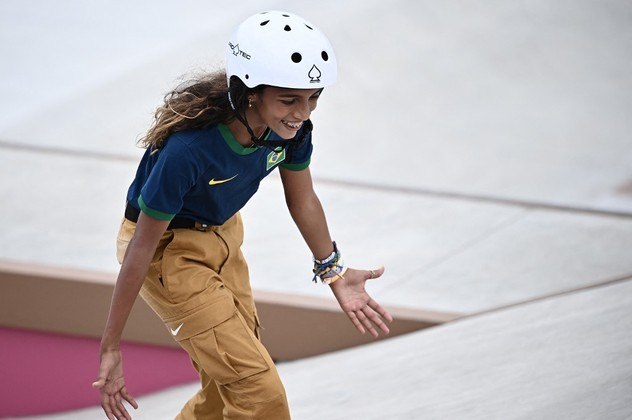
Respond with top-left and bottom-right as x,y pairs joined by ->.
266,149 -> 286,171
308,65 -> 321,83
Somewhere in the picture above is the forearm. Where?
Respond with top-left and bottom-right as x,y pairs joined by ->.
101,214 -> 169,351
280,168 -> 391,335
287,191 -> 334,259
100,237 -> 155,351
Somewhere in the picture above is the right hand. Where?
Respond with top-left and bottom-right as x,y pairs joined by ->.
92,349 -> 138,419
329,265 -> 392,338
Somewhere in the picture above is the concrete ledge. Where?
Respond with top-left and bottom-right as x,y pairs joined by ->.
0,259 -> 460,360
0,260 -> 169,346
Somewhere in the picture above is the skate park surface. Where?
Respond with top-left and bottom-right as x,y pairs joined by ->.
1,0 -> 631,419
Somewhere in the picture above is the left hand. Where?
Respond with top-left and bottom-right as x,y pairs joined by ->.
92,348 -> 138,420
329,266 -> 393,338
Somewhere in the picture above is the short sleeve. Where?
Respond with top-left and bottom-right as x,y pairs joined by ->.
280,129 -> 313,171
138,140 -> 199,220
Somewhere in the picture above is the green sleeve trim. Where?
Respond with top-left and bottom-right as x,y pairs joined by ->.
138,196 -> 175,221
280,158 -> 311,171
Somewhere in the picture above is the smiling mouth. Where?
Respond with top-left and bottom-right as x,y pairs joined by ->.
282,120 -> 303,130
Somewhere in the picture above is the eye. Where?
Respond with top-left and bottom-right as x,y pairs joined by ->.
280,99 -> 296,105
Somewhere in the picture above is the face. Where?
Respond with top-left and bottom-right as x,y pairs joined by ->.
247,87 -> 322,139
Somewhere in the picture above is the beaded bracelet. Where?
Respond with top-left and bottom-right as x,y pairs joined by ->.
312,241 -> 347,285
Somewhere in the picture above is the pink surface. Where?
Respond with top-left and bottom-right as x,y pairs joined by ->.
0,327 -> 198,417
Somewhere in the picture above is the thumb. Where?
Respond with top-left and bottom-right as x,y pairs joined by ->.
367,265 -> 385,280
92,358 -> 113,389
92,377 -> 106,389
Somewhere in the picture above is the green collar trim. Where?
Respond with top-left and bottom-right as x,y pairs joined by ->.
218,124 -> 271,155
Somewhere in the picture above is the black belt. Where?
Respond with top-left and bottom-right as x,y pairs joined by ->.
125,204 -> 209,230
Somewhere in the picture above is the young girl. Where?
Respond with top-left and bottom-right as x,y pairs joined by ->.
93,11 -> 392,420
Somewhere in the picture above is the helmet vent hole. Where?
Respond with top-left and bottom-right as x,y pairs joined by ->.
321,51 -> 329,61
284,25 -> 291,31
245,74 -> 250,79
260,20 -> 270,26
282,14 -> 290,17
291,53 -> 302,63
305,24 -> 313,30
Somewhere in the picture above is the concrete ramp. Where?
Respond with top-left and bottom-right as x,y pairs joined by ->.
280,279 -> 632,420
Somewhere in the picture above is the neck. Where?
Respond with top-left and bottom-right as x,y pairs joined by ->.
227,110 -> 267,147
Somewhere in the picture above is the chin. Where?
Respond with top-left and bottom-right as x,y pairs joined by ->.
277,132 -> 295,140
274,125 -> 299,140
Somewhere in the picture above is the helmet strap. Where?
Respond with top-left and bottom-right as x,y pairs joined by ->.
227,89 -> 268,148
237,109 -> 265,147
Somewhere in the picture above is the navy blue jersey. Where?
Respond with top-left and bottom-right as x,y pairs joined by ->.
126,123 -> 312,225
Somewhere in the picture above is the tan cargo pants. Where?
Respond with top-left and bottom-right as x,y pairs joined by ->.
116,213 -> 290,419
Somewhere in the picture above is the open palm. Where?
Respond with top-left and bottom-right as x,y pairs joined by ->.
330,266 -> 393,337
92,349 -> 138,420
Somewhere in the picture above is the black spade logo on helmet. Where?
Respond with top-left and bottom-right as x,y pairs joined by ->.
308,65 -> 321,83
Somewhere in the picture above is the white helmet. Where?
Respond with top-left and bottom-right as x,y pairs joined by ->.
226,11 -> 337,89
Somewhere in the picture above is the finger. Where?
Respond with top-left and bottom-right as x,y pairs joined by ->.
114,393 -> 126,418
362,306 -> 390,335
356,310 -> 378,338
115,390 -> 133,419
121,387 -> 139,409
116,396 -> 132,420
101,401 -> 116,420
368,298 -> 394,323
109,394 -> 124,419
366,266 -> 385,281
347,311 -> 366,334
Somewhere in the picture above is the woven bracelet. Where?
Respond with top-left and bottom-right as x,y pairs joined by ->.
312,241 -> 347,284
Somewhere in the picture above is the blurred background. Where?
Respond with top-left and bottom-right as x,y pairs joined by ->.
1,1 -> 631,419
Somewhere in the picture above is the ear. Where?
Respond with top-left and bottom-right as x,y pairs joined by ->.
247,86 -> 267,108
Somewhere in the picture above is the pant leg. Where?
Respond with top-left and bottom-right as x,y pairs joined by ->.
116,214 -> 290,419
176,360 -> 224,420
176,299 -> 289,420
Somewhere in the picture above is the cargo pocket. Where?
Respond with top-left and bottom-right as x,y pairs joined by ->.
168,291 -> 270,385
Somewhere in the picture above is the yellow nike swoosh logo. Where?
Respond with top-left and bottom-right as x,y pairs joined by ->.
209,174 -> 238,186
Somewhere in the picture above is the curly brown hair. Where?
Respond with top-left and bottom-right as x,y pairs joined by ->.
139,71 -> 263,150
